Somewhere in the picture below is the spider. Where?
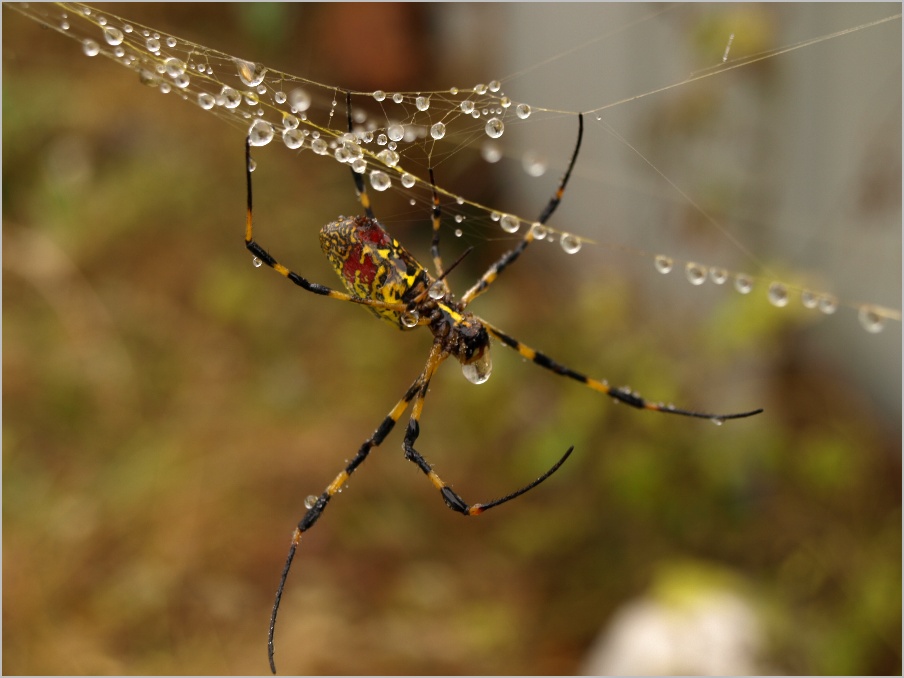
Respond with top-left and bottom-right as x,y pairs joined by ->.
245,92 -> 763,673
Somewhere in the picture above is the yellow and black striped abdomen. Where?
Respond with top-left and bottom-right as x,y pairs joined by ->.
319,215 -> 430,327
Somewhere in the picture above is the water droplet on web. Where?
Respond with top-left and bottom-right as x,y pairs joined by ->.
283,113 -> 299,130
387,124 -> 404,142
377,149 -> 399,168
454,215 -> 464,224
311,138 -> 328,155
60,19 -> 70,30
474,83 -> 488,95
164,57 -> 186,77
82,39 -> 100,57
485,118 -> 504,139
235,58 -> 267,87
288,88 -> 311,113
198,92 -> 215,110
461,100 -> 475,114
173,74 -> 190,89
500,215 -> 520,233
685,262 -> 707,285
709,267 -> 728,285
283,128 -> 304,150
488,80 -> 501,92
428,281 -> 446,300
274,91 -> 287,104
710,417 -> 724,426
370,170 -> 391,191
102,25 -> 123,45
560,233 -> 582,254
800,290 -> 818,309
654,255 -> 673,274
522,152 -> 547,177
145,36 -> 160,53
351,158 -> 366,174
252,256 -> 262,268
392,92 -> 404,104
454,229 -> 463,238
516,103 -> 532,119
248,120 -> 274,146
482,142 -> 502,163
220,86 -> 241,109
373,90 -> 386,102
858,306 -> 886,333
400,310 -> 419,328
817,295 -> 838,315
734,274 -> 753,294
767,282 -> 789,307
416,96 -> 430,111
304,495 -> 317,510
430,122 -> 446,140
165,36 -> 177,48
530,222 -> 549,239
400,173 -> 416,188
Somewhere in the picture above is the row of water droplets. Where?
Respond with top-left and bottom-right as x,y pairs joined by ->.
9,3 -> 898,331
651,255 -> 892,333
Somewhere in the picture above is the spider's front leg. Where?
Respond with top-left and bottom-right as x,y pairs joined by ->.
401,343 -> 574,516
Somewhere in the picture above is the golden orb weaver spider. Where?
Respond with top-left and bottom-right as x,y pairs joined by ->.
245,92 -> 763,673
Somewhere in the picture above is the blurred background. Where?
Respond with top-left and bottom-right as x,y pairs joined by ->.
3,3 -> 900,675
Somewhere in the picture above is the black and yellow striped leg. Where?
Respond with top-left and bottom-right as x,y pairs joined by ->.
244,137 -> 407,315
481,320 -> 763,422
400,344 -> 576,517
461,112 -> 584,307
268,376 -> 425,674
428,167 -> 451,296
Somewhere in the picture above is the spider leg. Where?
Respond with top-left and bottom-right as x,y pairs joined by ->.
244,137 -> 407,315
401,344 -> 575,516
481,319 -> 763,422
461,112 -> 584,307
268,375 -> 424,674
344,90 -> 376,219
428,167 -> 452,296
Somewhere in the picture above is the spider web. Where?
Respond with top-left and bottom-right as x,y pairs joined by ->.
5,2 -> 900,331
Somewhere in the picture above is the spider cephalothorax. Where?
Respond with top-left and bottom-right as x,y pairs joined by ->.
244,92 -> 762,674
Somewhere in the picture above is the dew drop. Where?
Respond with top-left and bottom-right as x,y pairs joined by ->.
370,170 -> 391,192
102,25 -> 124,45
482,142 -> 502,163
400,310 -> 419,328
351,158 -> 367,174
274,91 -> 287,104
311,138 -> 329,155
220,86 -> 242,108
82,39 -> 100,57
282,128 -> 304,150
858,306 -> 886,333
373,90 -> 386,101
387,123 -> 405,142
734,274 -> 753,294
377,149 -> 400,168
800,289 -> 819,309
710,417 -> 724,426
287,88 -> 311,113
485,118 -> 504,138
454,228 -> 463,238
252,256 -> 263,268
500,96 -> 511,108
304,495 -> 317,510
500,215 -> 520,233
490,212 -> 501,222
428,281 -> 446,300
488,80 -> 501,92
197,92 -> 215,110
400,173 -> 416,189
530,222 -> 549,239
685,262 -> 707,285
709,267 -> 728,285
460,100 -> 475,114
474,83 -> 488,95
515,103 -> 532,119
164,57 -> 186,78
430,122 -> 446,140
461,351 -> 492,385
165,36 -> 177,48
60,19 -> 70,30
654,255 -> 673,274
415,96 -> 430,111
283,113 -> 299,130
560,233 -> 582,254
522,152 -> 547,177
817,294 -> 838,315
248,120 -> 274,146
767,282 -> 789,307
392,92 -> 404,104
145,36 -> 160,53
235,58 -> 267,87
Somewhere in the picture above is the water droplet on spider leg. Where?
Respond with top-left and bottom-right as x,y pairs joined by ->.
461,351 -> 492,385
654,255 -> 673,274
400,310 -> 419,328
685,262 -> 707,285
82,39 -> 100,57
485,118 -> 504,139
428,281 -> 446,300
767,282 -> 789,307
858,306 -> 887,333
234,58 -> 268,87
252,256 -> 263,268
304,495 -> 318,510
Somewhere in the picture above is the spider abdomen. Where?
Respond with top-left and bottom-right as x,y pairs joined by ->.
320,215 -> 431,327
